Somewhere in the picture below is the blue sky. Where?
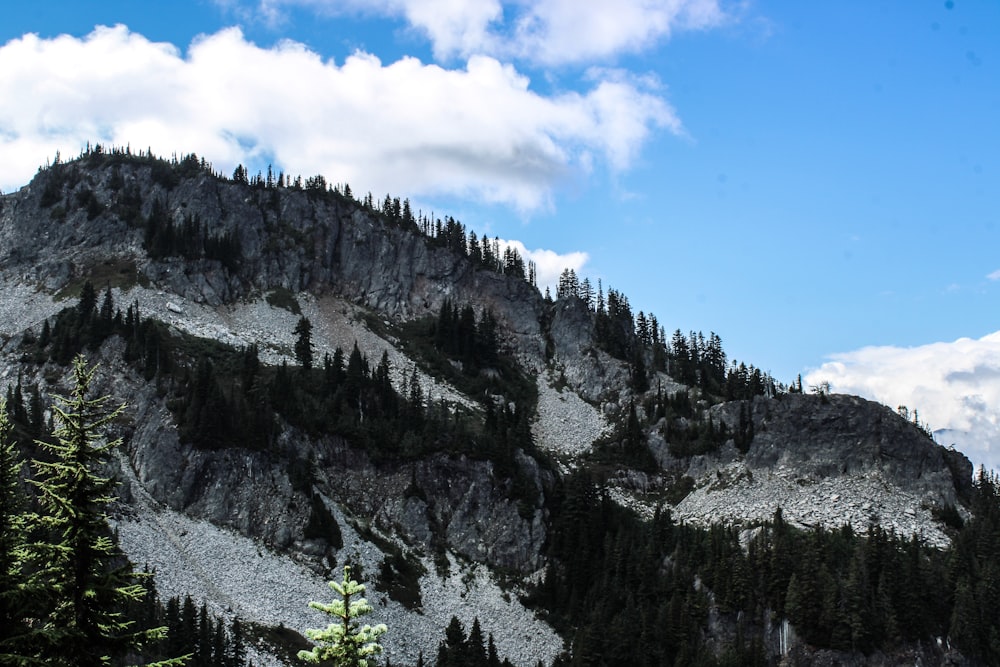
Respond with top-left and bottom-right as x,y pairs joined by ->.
2,1 -> 999,468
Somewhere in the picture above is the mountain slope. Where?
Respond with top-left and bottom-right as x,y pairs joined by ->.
0,148 -> 984,666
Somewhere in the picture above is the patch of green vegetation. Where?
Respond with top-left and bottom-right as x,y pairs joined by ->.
378,548 -> 427,611
303,492 -> 344,548
166,324 -> 249,377
359,310 -> 392,338
931,502 -> 965,531
664,474 -> 695,506
352,519 -> 425,610
53,258 -> 142,301
396,311 -> 537,417
265,287 -> 301,315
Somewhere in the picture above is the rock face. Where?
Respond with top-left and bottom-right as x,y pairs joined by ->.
665,394 -> 971,547
343,452 -> 550,571
740,393 -> 970,500
0,160 -> 547,361
100,347 -> 550,573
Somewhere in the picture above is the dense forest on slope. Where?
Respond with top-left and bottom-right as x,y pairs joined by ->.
9,284 -> 547,523
534,469 -> 1000,666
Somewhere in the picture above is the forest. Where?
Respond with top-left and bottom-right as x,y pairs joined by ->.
534,469 -> 1000,666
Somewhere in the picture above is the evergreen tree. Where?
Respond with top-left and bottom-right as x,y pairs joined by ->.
18,356 -> 176,665
227,618 -> 246,667
344,343 -> 367,409
466,617 -> 487,667
197,602 -> 212,664
486,634 -> 500,667
437,617 -> 466,667
164,596 -> 184,658
77,281 -> 98,319
294,317 -> 314,371
211,621 -> 226,667
298,565 -> 387,666
0,397 -> 32,659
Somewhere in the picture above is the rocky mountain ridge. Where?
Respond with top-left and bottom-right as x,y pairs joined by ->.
0,150 -> 978,665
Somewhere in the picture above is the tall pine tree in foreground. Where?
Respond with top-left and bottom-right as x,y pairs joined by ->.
0,397 -> 34,662
18,355 -> 180,666
298,565 -> 387,666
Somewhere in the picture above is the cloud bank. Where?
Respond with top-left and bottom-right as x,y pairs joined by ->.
805,332 -> 1000,473
252,0 -> 728,65
0,25 -> 677,208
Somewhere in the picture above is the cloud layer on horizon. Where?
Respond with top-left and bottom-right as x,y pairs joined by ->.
0,25 -> 677,209
805,332 -> 1000,472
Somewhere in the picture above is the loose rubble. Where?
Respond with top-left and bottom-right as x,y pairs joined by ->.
673,462 -> 953,548
531,373 -> 610,461
112,453 -> 563,667
0,280 -> 63,336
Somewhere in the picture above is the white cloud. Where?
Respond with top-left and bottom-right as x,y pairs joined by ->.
495,238 -> 588,293
505,0 -> 727,66
245,0 -> 727,65
0,25 -> 678,207
394,0 -> 505,60
805,332 -> 1000,473
987,268 -> 1000,281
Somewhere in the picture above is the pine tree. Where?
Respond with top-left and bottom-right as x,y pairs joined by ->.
211,620 -> 226,667
99,285 -> 115,323
486,634 -> 500,667
228,618 -> 247,667
77,281 -> 98,319
197,602 -> 212,664
18,356 -> 178,665
298,565 -> 387,666
437,617 -> 466,667
294,316 -> 314,371
0,397 -> 33,658
466,617 -> 487,667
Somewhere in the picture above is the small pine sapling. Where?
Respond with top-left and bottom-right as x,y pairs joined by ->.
299,565 -> 387,667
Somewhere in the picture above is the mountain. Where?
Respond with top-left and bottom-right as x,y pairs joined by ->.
0,147 -> 992,666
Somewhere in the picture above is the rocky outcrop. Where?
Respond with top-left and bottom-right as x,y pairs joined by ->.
734,393 -> 969,505
331,451 -> 551,572
546,296 -> 631,402
0,160 -> 549,361
114,354 -> 550,573
664,394 -> 971,545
